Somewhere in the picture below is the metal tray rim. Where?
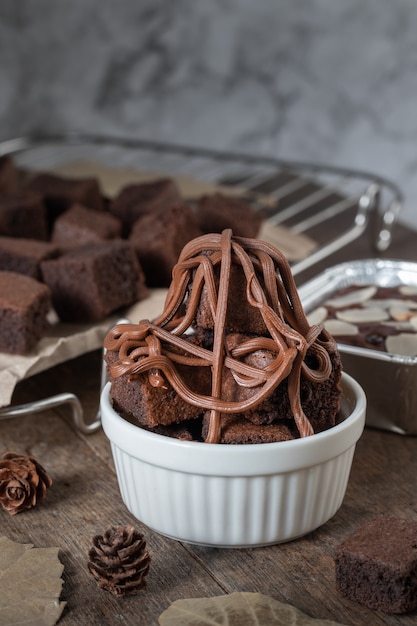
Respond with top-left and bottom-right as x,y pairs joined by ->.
299,258 -> 417,365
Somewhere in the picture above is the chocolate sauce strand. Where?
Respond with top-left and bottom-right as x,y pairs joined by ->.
111,348 -> 297,413
104,231 -> 338,441
206,230 -> 232,444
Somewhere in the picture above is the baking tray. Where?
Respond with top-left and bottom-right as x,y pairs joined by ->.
0,133 -> 404,432
299,259 -> 417,434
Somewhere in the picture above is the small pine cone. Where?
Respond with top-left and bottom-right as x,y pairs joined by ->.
88,525 -> 151,597
0,452 -> 52,515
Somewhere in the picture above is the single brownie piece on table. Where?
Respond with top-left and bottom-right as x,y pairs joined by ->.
110,177 -> 182,236
0,236 -> 60,279
0,155 -> 18,195
26,173 -> 104,227
0,270 -> 51,354
335,515 -> 417,614
51,203 -> 122,249
0,191 -> 48,240
129,203 -> 202,287
195,192 -> 264,238
41,239 -> 147,323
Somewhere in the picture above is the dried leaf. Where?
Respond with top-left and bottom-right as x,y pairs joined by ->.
158,591 -> 347,626
0,536 -> 66,626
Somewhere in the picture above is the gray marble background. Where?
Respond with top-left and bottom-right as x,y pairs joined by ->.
1,0 -> 416,230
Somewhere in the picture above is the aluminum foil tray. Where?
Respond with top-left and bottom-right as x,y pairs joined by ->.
299,259 -> 417,435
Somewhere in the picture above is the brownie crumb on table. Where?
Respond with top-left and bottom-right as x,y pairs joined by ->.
335,515 -> 417,614
0,270 -> 52,354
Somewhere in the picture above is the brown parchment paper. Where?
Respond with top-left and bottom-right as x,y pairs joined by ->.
0,289 -> 168,408
0,162 -> 317,408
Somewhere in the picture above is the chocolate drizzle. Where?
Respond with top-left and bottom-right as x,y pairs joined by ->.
104,230 -> 336,443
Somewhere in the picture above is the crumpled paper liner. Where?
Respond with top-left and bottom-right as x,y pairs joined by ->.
0,161 -> 317,408
0,289 -> 168,408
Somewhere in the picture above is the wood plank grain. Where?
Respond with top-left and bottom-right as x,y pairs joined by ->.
0,405 -> 226,625
2,220 -> 417,625
182,427 -> 417,626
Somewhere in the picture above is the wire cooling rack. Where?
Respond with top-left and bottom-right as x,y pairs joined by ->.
1,132 -> 403,274
0,132 -> 404,432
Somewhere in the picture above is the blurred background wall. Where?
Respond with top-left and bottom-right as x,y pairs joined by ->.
1,0 -> 416,228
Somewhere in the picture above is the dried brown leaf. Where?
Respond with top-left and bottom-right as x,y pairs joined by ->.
0,536 -> 66,626
158,591 -> 347,626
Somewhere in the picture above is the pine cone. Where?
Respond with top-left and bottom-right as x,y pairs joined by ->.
88,525 -> 151,597
0,452 -> 52,515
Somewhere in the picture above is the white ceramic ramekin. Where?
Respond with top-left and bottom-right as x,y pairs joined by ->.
100,372 -> 366,547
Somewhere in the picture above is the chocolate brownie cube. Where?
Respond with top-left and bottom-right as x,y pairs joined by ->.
105,338 -> 211,429
198,333 -> 341,441
51,203 -> 122,248
335,515 -> 417,614
110,178 -> 182,236
27,173 -> 104,227
129,203 -> 202,287
195,192 -> 264,238
190,263 -> 268,335
0,191 -> 48,240
202,412 -> 295,444
41,239 -> 147,323
0,236 -> 60,280
0,270 -> 51,354
0,155 -> 18,195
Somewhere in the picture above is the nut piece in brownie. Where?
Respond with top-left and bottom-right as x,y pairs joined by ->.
26,173 -> 104,227
51,203 -> 122,249
129,203 -> 202,287
335,515 -> 417,614
0,270 -> 51,354
0,191 -> 48,240
41,239 -> 147,323
0,155 -> 18,195
0,236 -> 60,280
110,178 -> 182,236
195,192 -> 264,239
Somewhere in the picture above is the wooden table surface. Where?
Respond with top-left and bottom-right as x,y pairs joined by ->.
1,221 -> 417,626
